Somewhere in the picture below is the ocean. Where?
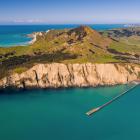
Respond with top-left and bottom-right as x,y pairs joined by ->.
0,24 -> 125,47
0,24 -> 139,140
0,85 -> 140,140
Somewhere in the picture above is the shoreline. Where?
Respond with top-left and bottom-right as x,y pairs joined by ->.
28,33 -> 37,45
0,82 -> 138,92
28,30 -> 50,45
0,30 -> 50,47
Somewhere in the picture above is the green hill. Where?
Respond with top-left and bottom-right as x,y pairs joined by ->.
0,26 -> 140,78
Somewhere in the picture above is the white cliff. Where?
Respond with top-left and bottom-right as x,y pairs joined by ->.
0,63 -> 140,89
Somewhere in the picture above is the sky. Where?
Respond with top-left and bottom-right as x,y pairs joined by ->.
0,0 -> 140,24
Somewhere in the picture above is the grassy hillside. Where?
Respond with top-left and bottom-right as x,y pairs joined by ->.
101,27 -> 140,55
0,26 -> 140,78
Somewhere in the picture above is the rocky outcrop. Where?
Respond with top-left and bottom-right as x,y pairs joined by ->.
0,63 -> 140,89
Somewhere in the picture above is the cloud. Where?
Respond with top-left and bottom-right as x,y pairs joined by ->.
13,19 -> 44,23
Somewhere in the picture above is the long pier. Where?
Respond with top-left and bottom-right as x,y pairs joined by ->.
86,83 -> 139,116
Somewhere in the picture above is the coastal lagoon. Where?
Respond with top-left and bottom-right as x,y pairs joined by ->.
0,85 -> 140,140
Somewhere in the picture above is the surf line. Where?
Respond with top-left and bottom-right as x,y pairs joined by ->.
86,82 -> 139,116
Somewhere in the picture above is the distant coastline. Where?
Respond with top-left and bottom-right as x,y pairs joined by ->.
124,24 -> 140,27
28,30 -> 50,45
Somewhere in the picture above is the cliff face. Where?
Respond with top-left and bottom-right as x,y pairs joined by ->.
0,63 -> 140,89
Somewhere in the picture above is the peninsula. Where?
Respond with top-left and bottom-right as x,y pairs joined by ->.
0,26 -> 140,89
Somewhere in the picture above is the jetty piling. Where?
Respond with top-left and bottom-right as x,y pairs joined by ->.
86,83 -> 139,116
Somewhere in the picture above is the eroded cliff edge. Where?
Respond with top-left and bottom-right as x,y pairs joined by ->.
0,63 -> 140,89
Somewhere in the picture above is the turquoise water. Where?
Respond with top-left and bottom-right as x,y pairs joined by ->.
0,84 -> 140,140
0,34 -> 31,47
0,24 -> 125,47
0,24 -> 139,139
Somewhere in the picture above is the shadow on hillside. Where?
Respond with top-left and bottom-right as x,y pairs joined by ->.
0,50 -> 78,78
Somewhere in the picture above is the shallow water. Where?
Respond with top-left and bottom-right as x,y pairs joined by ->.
0,84 -> 139,140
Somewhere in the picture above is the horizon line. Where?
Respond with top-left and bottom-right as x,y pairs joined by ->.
0,23 -> 140,26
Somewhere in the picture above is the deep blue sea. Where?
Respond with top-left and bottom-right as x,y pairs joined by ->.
0,24 -> 125,47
